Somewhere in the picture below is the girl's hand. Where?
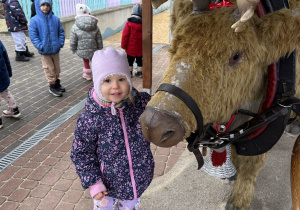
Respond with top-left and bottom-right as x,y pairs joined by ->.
93,191 -> 108,200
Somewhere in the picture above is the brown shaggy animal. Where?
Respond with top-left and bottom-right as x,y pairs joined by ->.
141,0 -> 300,209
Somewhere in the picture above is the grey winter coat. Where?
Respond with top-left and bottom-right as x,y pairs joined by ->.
70,15 -> 103,60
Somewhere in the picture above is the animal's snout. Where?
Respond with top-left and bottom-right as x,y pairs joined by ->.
140,106 -> 185,147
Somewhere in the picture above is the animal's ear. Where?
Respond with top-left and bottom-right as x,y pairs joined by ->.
257,8 -> 300,63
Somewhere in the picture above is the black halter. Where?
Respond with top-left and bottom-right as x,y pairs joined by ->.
156,0 -> 300,168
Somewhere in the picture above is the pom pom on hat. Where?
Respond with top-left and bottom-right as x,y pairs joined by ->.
76,3 -> 91,15
92,47 -> 132,102
132,3 -> 142,17
39,0 -> 52,7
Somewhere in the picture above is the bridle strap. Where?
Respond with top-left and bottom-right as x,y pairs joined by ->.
157,84 -> 204,134
156,83 -> 204,169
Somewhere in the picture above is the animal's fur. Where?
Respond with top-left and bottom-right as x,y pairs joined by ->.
146,0 -> 300,209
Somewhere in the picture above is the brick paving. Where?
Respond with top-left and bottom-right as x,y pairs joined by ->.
0,10 -> 188,210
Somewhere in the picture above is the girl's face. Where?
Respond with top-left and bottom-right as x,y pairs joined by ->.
101,74 -> 130,103
40,3 -> 50,14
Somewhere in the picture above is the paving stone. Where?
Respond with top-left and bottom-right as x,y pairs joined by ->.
53,179 -> 73,191
40,169 -> 64,186
0,196 -> 6,205
23,161 -> 40,169
27,165 -> 51,180
12,157 -> 30,167
30,185 -> 51,198
7,189 -> 30,202
155,147 -> 171,156
31,153 -> 49,162
42,157 -> 60,166
55,202 -> 75,210
0,166 -> 20,181
39,143 -> 60,154
74,198 -> 94,210
13,168 -> 33,179
20,180 -> 38,190
62,168 -> 78,180
54,160 -> 72,171
0,201 -> 19,210
38,190 -> 64,210
0,178 -> 23,196
62,189 -> 83,204
153,161 -> 167,176
18,197 -> 41,210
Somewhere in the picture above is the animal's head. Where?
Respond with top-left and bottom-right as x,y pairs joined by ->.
140,0 -> 300,147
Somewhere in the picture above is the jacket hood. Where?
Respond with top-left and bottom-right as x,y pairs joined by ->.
35,0 -> 53,17
128,15 -> 142,24
75,15 -> 98,31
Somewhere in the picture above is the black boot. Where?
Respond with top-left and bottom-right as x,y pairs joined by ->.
23,46 -> 34,57
15,51 -> 30,61
49,83 -> 63,97
56,79 -> 65,92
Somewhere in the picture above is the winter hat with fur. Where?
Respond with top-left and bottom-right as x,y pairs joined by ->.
92,47 -> 132,103
39,0 -> 52,7
132,3 -> 142,17
76,3 -> 91,15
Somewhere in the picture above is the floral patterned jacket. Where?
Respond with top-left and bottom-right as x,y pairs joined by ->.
70,15 -> 103,60
70,87 -> 154,200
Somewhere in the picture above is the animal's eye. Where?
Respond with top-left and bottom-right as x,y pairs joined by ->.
229,52 -> 243,67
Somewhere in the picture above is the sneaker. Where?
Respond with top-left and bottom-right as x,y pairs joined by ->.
49,84 -> 63,97
83,73 -> 92,81
3,107 -> 21,118
56,79 -> 65,92
0,118 -> 3,129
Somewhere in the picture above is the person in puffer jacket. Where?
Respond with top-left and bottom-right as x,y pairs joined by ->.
121,3 -> 143,78
70,3 -> 103,81
29,0 -> 65,97
70,47 -> 154,210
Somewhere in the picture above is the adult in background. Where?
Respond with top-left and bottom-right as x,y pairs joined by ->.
1,0 -> 34,61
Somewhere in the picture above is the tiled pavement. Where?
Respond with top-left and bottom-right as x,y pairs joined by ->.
0,22 -> 187,209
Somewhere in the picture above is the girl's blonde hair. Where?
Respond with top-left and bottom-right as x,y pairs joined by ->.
128,92 -> 135,107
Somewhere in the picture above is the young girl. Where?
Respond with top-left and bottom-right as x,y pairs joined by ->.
70,3 -> 103,81
71,47 -> 154,209
0,40 -> 21,129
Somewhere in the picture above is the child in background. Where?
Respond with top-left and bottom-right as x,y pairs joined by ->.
121,3 -> 143,78
0,40 -> 21,129
70,3 -> 103,81
2,0 -> 34,62
29,0 -> 65,97
71,47 -> 154,210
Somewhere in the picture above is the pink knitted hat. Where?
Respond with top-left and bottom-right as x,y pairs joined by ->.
92,47 -> 132,102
